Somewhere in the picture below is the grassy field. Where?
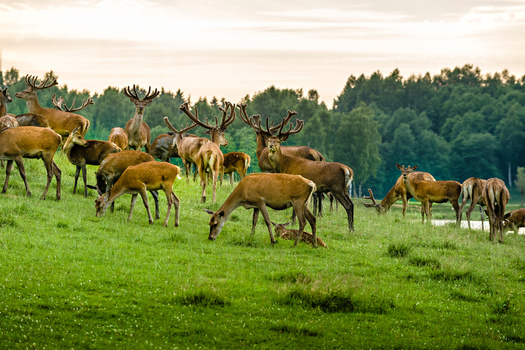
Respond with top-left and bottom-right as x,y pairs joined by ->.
0,153 -> 524,349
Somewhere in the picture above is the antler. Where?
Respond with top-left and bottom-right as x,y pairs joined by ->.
272,110 -> 303,141
51,93 -> 94,112
180,102 -> 234,131
123,85 -> 159,105
238,103 -> 290,134
363,188 -> 379,208
217,102 -> 236,131
25,75 -> 58,90
163,116 -> 197,135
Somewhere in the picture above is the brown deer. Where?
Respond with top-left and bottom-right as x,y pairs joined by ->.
89,150 -> 162,219
62,126 -> 121,197
108,127 -> 129,151
396,164 -> 461,225
459,177 -> 487,230
363,171 -> 436,217
250,113 -> 354,231
123,85 -> 159,153
150,132 -> 178,162
271,222 -> 327,247
204,173 -> 317,246
221,152 -> 251,186
95,161 -> 181,227
15,113 -> 49,128
170,102 -> 236,202
1,86 -> 12,116
503,208 -> 525,233
15,75 -> 91,137
0,115 -> 19,168
482,177 -> 509,243
0,126 -> 62,200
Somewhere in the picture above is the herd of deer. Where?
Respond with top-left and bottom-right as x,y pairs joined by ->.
0,76 -> 523,248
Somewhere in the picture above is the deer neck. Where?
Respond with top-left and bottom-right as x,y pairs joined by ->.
380,186 -> 402,211
209,130 -> 221,145
0,103 -> 6,116
129,110 -> 144,133
26,95 -> 45,115
402,175 -> 417,198
267,144 -> 285,173
62,137 -> 75,160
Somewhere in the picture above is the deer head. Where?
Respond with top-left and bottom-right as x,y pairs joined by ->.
123,85 -> 159,114
396,163 -> 418,180
1,86 -> 12,103
15,75 -> 58,101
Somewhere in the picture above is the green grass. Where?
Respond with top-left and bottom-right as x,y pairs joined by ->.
0,153 -> 524,349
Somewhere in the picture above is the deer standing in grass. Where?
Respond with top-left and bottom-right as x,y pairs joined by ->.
459,177 -> 487,230
123,85 -> 159,153
89,150 -> 162,219
108,127 -> 128,151
62,126 -> 121,197
15,75 -> 91,138
397,164 -> 461,225
95,161 -> 181,227
0,126 -> 62,200
363,171 -> 436,217
250,113 -> 354,231
204,173 -> 317,246
482,177 -> 509,243
221,151 -> 251,186
167,102 -> 235,203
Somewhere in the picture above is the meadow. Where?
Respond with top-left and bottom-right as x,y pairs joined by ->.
0,153 -> 524,349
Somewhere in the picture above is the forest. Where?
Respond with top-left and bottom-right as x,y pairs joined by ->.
2,63 -> 524,198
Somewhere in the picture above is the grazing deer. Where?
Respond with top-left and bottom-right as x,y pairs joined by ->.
482,177 -> 509,243
251,113 -> 354,231
108,127 -> 128,151
123,85 -> 159,153
0,126 -> 62,200
459,177 -> 487,230
15,75 -> 91,138
396,164 -> 461,225
503,208 -> 525,233
95,161 -> 181,227
363,171 -> 436,217
89,150 -> 162,219
204,173 -> 317,246
168,102 -> 236,202
1,86 -> 12,116
271,222 -> 327,247
221,152 -> 251,186
62,126 -> 121,197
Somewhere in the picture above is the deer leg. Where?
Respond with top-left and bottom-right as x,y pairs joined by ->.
139,189 -> 154,224
2,160 -> 15,194
305,207 -> 317,248
466,203 -> 477,229
172,192 -> 180,227
211,171 -> 218,203
257,203 -> 276,244
73,165 -> 81,194
479,206 -> 484,231
163,190 -> 172,227
52,161 -> 61,201
251,209 -> 260,235
82,165 -> 89,197
312,193 -> 318,217
332,191 -> 354,231
150,190 -> 160,219
402,196 -> 408,218
128,194 -> 139,222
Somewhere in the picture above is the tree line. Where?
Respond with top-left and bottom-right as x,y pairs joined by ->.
2,64 -> 524,198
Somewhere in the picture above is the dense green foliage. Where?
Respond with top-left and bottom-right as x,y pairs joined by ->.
3,64 -> 525,198
0,155 -> 524,349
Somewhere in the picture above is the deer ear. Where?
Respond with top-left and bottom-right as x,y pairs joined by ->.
412,165 -> 418,171
396,163 -> 402,170
203,209 -> 214,215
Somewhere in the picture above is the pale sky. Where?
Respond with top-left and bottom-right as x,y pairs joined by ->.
1,0 -> 525,107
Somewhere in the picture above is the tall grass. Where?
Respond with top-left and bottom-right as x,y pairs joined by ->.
0,153 -> 524,349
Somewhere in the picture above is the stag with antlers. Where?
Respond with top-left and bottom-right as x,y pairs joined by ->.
166,101 -> 236,203
247,111 -> 354,231
396,164 -> 462,225
15,75 -> 91,138
123,85 -> 159,153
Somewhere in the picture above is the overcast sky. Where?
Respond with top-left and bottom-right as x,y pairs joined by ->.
1,0 -> 525,106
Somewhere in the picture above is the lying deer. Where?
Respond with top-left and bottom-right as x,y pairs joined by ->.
272,222 -> 327,247
95,161 -> 181,227
503,208 -> 525,233
0,126 -> 62,200
63,126 -> 121,197
204,173 -> 317,247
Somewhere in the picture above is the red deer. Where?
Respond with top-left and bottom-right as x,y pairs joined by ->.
482,177 -> 509,243
150,132 -> 179,162
364,171 -> 436,218
1,86 -> 12,116
1,85 -> 49,128
108,127 -> 128,151
89,150 -> 162,219
15,75 -> 91,138
459,177 -> 487,230
271,222 -> 326,247
0,115 -> 19,168
62,126 -> 121,197
0,126 -> 62,200
123,85 -> 159,153
221,152 -> 251,186
167,102 -> 235,202
95,161 -> 181,227
204,173 -> 317,246
251,113 -> 354,231
503,208 -> 525,233
397,164 -> 461,225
